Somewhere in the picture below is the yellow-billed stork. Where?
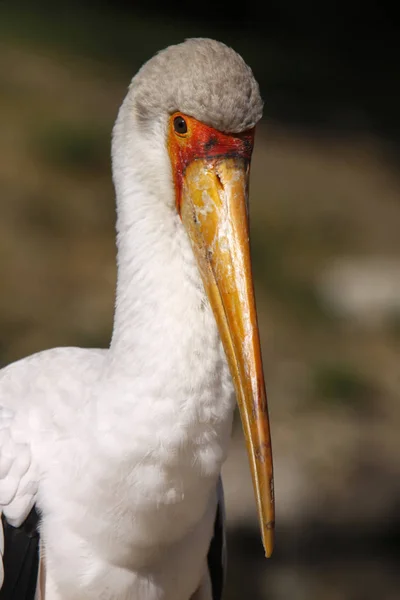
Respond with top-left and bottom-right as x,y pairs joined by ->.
0,38 -> 274,600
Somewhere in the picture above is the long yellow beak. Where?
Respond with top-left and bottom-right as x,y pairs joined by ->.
181,157 -> 275,557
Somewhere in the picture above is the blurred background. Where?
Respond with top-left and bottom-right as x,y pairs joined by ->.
1,2 -> 399,598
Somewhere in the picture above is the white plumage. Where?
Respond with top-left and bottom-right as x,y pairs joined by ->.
0,38 -> 274,599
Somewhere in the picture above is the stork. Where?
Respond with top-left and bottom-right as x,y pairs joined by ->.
0,38 -> 274,600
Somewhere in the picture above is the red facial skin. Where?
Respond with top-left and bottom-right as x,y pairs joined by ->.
167,112 -> 255,213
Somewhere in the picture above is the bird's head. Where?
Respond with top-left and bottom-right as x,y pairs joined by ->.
112,38 -> 274,557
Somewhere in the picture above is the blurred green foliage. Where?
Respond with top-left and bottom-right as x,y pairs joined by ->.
32,123 -> 110,171
311,362 -> 372,407
251,232 -> 331,323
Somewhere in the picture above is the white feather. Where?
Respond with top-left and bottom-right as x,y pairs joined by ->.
0,97 -> 235,599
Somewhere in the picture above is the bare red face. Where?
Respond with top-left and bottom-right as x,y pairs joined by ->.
167,112 -> 255,213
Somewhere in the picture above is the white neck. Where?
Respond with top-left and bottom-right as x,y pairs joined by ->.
107,100 -> 227,390
109,181 -> 213,384
109,115 -> 208,370
108,101 -> 234,448
85,94 -> 236,559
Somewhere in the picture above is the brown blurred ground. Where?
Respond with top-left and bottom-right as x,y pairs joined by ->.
0,4 -> 399,599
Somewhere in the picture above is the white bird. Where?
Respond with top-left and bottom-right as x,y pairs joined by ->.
0,38 -> 274,600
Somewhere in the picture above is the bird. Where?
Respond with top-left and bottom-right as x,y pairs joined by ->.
0,38 -> 274,600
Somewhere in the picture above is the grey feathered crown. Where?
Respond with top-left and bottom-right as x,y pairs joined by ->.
130,38 -> 263,133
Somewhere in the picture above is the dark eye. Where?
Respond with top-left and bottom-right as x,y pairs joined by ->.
173,116 -> 188,134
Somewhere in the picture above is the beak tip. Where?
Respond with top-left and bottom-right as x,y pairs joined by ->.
263,522 -> 275,558
264,538 -> 274,559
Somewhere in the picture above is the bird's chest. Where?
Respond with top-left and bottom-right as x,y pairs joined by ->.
43,491 -> 217,600
93,367 -> 233,555
40,378 -> 231,600
38,306 -> 234,596
40,342 -> 233,567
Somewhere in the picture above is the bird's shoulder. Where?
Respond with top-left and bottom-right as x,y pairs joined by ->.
0,347 -> 107,412
0,346 -> 108,522
0,346 -> 108,587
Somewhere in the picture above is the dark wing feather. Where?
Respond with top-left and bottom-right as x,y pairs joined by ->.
0,508 -> 40,600
207,479 -> 226,600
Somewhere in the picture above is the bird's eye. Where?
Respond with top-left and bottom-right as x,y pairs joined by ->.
173,116 -> 188,135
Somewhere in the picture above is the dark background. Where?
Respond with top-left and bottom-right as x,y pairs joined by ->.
1,2 -> 399,598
